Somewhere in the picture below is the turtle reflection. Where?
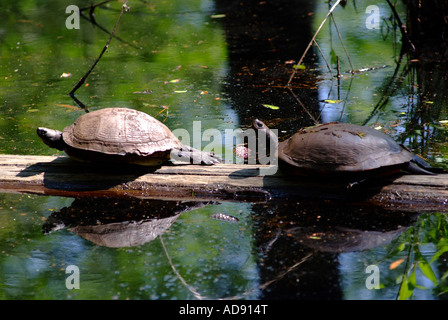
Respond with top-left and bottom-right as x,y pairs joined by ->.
43,197 -> 210,248
286,225 -> 409,253
252,201 -> 422,299
255,201 -> 420,254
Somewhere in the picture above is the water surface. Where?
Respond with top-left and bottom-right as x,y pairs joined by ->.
0,0 -> 447,300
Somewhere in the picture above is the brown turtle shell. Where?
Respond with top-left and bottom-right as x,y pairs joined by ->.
278,122 -> 414,175
62,108 -> 183,165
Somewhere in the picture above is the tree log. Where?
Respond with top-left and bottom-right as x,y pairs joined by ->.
0,154 -> 446,212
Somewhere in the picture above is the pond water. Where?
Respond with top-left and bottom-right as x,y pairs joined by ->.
0,0 -> 447,300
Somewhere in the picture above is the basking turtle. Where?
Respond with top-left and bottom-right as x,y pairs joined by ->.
37,107 -> 220,166
252,119 -> 440,178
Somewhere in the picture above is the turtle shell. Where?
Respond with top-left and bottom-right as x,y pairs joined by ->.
62,108 -> 183,165
278,122 -> 414,176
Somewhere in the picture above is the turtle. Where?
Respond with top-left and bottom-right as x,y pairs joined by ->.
37,107 -> 220,166
252,119 -> 441,179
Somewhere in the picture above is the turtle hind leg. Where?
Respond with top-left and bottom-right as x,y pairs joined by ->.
405,155 -> 445,175
172,146 -> 221,165
405,161 -> 435,175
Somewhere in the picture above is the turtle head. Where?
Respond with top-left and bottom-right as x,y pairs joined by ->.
37,127 -> 65,151
251,119 -> 278,166
252,119 -> 269,132
252,119 -> 278,147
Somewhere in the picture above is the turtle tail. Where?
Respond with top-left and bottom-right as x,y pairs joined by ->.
405,154 -> 446,175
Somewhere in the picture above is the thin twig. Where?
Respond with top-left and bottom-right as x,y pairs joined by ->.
69,1 -> 130,111
287,87 -> 318,125
329,12 -> 354,72
385,0 -> 415,52
313,39 -> 333,75
287,0 -> 342,86
79,0 -> 115,12
160,233 -> 313,300
362,53 -> 406,126
259,253 -> 313,291
79,11 -> 140,51
160,236 -> 206,299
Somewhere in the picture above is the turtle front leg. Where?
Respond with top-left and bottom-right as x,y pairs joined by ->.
172,146 -> 221,165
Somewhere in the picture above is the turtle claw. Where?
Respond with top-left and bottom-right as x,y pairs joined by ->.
190,151 -> 221,165
201,152 -> 221,165
171,147 -> 222,166
172,147 -> 221,165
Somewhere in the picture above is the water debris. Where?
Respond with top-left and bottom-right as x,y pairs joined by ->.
210,213 -> 239,223
60,72 -> 72,78
133,90 -> 153,94
350,65 -> 388,74
234,146 -> 249,159
211,14 -> 226,19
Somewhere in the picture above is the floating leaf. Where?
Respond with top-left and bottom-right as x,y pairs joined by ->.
55,104 -> 79,111
211,14 -> 226,19
389,258 -> 405,270
323,99 -> 343,104
293,64 -> 306,70
262,104 -> 279,110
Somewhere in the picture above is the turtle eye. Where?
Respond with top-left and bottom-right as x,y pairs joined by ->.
254,120 -> 263,128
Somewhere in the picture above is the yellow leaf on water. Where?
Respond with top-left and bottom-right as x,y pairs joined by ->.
324,99 -> 343,104
389,258 -> 406,270
54,104 -> 79,111
262,104 -> 279,110
293,64 -> 306,70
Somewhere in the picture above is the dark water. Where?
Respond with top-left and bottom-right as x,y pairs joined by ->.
0,0 -> 447,300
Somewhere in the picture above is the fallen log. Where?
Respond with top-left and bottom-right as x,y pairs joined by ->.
0,154 -> 446,212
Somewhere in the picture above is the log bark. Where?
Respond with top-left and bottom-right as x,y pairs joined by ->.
0,154 -> 446,212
